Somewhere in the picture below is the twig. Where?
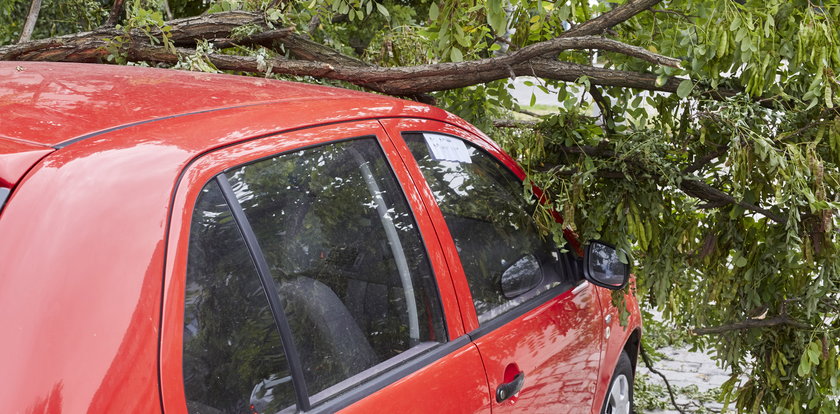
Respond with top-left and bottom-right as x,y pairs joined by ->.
776,108 -> 840,142
493,119 -> 539,128
682,143 -> 729,174
640,343 -> 688,414
648,8 -> 696,20
691,315 -> 808,335
588,85 -> 615,133
559,0 -> 662,38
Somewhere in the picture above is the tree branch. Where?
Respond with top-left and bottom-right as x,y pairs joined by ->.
682,143 -> 729,174
104,0 -> 126,27
549,145 -> 787,223
18,0 -> 43,43
560,0 -> 663,38
493,119 -> 539,128
691,315 -> 809,335
2,10 -> 753,102
589,85 -> 615,133
640,343 -> 688,414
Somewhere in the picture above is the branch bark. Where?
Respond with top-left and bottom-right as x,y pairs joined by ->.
1,10 -> 749,101
560,0 -> 663,38
548,145 -> 787,223
104,0 -> 126,27
1,10 -> 693,97
691,315 -> 809,335
18,0 -> 43,44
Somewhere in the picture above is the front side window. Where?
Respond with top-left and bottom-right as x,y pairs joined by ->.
404,133 -> 566,323
226,137 -> 446,399
184,181 -> 295,414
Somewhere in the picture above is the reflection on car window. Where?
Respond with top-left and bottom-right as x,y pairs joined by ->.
184,180 -> 295,414
404,133 -> 564,323
227,137 -> 445,399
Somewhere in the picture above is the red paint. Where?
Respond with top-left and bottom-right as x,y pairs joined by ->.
0,63 -> 641,413
0,138 -> 52,187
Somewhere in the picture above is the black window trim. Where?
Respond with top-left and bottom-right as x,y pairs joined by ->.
467,280 -> 577,342
308,335 -> 472,413
216,172 -> 312,411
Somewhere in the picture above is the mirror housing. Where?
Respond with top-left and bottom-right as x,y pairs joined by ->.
500,254 -> 543,299
583,241 -> 630,290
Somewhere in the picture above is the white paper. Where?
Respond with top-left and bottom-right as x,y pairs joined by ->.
424,134 -> 472,163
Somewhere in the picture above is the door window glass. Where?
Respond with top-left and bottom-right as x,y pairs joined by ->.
226,137 -> 446,398
184,180 -> 295,414
403,133 -> 566,323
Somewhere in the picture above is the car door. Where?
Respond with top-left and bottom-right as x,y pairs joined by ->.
160,120 -> 491,414
381,118 -> 606,413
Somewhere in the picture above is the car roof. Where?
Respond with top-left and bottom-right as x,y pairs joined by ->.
0,61 -> 393,147
0,62 -> 486,188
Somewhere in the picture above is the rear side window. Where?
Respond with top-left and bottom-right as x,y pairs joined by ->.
184,181 -> 295,413
404,133 -> 566,323
226,137 -> 446,399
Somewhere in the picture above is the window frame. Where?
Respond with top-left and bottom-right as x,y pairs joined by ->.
379,118 -> 580,337
161,121 -> 467,413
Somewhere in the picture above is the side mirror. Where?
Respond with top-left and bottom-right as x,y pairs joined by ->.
583,241 -> 630,290
500,254 -> 543,299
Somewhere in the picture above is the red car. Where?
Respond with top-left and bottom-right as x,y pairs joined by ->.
0,62 -> 641,414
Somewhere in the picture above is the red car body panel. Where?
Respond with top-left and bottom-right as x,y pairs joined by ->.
0,62 -> 641,413
0,138 -> 53,187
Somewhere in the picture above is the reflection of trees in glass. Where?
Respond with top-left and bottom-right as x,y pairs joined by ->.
227,138 -> 445,397
184,181 -> 294,414
404,134 -> 556,319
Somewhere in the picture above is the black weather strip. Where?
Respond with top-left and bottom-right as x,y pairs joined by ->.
216,173 -> 312,412
53,103 -> 268,149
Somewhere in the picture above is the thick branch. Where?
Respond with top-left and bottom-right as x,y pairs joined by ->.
691,315 -> 809,335
560,0 -> 662,38
1,11 -> 264,61
18,0 -> 43,43
2,10 -> 753,103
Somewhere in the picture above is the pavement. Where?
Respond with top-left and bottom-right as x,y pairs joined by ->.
637,346 -> 733,413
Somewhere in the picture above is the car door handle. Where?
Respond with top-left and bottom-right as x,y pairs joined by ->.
496,372 -> 525,403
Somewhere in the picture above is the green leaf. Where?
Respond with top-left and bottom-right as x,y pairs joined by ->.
655,75 -> 668,87
798,355 -> 811,377
487,0 -> 507,34
428,2 -> 439,20
676,79 -> 694,98
734,256 -> 748,267
376,2 -> 389,18
450,46 -> 463,62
